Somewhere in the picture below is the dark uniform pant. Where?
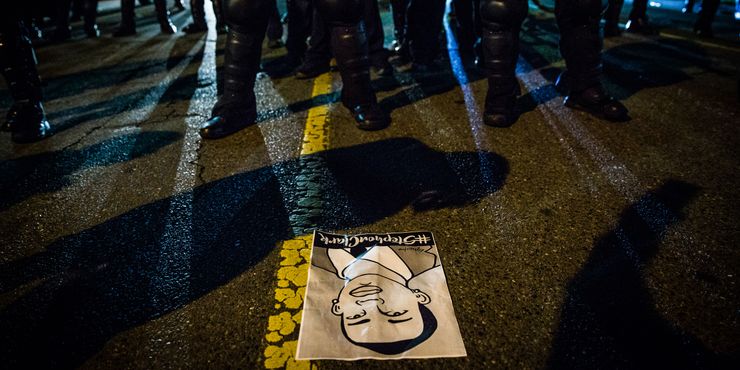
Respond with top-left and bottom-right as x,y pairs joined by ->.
628,0 -> 648,21
405,0 -> 446,63
1,9 -> 51,141
286,0 -> 313,59
452,0 -> 482,56
303,0 -> 386,71
213,0 -> 377,118
389,0 -> 408,45
480,0 -> 604,103
57,0 -> 100,34
1,21 -> 43,108
695,0 -> 721,32
189,0 -> 226,28
119,0 -> 170,30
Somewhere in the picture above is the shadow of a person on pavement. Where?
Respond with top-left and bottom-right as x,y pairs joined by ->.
0,130 -> 182,211
0,137 -> 508,369
548,180 -> 733,369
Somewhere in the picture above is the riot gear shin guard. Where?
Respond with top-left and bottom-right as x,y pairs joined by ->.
329,23 -> 389,130
0,23 -> 52,143
201,27 -> 265,138
479,0 -> 527,127
155,0 -> 177,34
556,4 -> 629,122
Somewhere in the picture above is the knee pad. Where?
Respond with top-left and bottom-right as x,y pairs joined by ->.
314,0 -> 363,25
479,0 -> 528,30
224,0 -> 270,31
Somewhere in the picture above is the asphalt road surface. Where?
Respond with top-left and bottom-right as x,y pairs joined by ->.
1,2 -> 738,369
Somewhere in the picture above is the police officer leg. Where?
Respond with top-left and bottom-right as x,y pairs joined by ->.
364,0 -> 391,75
83,0 -> 100,38
72,0 -> 84,21
389,0 -> 408,52
200,0 -> 270,139
295,8 -> 332,79
212,0 -> 228,33
479,0 -> 527,127
183,0 -> 208,33
625,0 -> 655,34
266,0 -> 283,45
694,0 -> 720,37
453,0 -> 478,60
154,0 -> 177,34
315,0 -> 390,130
114,0 -> 137,36
53,0 -> 73,42
0,21 -> 52,143
555,0 -> 628,121
406,0 -> 446,68
604,0 -> 624,37
286,0 -> 312,63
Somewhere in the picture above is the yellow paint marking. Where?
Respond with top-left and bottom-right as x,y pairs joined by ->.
263,236 -> 314,369
264,341 -> 316,370
301,72 -> 334,155
263,72 -> 334,369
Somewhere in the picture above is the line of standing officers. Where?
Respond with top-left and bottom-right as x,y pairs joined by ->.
200,0 -> 629,139
4,1 -> 723,143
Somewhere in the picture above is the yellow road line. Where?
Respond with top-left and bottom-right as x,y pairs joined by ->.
658,31 -> 740,53
262,72 -> 334,370
301,72 -> 334,155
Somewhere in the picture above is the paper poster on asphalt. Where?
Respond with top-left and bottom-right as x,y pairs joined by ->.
296,231 -> 467,360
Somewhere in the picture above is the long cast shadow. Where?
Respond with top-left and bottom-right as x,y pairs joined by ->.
43,35 -> 204,135
0,137 -> 509,369
547,180 -> 733,369
40,35 -> 199,103
0,131 -> 181,211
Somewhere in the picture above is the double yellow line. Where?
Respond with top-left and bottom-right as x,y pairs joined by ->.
262,72 -> 334,369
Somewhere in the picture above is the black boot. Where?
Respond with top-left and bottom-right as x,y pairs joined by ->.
182,23 -> 208,34
295,60 -> 331,80
558,14 -> 629,122
389,0 -> 407,53
6,101 -> 51,143
484,84 -> 518,127
1,23 -> 52,143
625,0 -> 656,35
51,27 -> 72,43
556,73 -> 629,122
625,16 -> 656,35
200,28 -> 263,139
155,0 -> 177,34
481,29 -> 520,127
330,24 -> 389,131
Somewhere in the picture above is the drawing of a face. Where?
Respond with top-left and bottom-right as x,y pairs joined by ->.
331,274 -> 436,354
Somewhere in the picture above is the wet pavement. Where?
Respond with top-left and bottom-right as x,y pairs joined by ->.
1,2 -> 739,369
